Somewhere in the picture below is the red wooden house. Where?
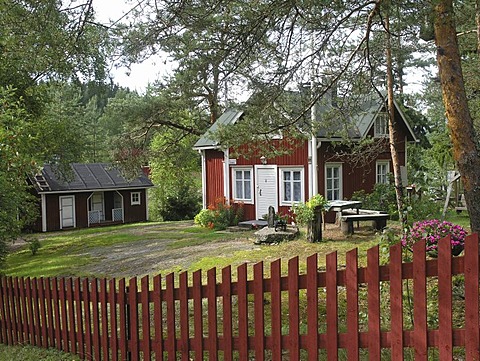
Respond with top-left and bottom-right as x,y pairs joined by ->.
30,163 -> 154,232
193,93 -> 418,221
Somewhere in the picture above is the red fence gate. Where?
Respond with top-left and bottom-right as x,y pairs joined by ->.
0,234 -> 479,360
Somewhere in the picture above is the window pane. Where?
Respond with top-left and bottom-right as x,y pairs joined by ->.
284,171 -> 291,181
236,180 -> 243,198
293,171 -> 301,180
284,182 -> 291,201
293,182 -> 301,201
244,170 -> 251,180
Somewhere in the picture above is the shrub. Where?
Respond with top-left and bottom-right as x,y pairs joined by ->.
401,219 -> 467,257
27,238 -> 41,256
352,183 -> 398,218
194,198 -> 244,230
291,194 -> 328,226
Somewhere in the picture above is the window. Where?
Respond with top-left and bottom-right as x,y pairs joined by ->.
131,192 -> 141,205
325,164 -> 342,201
374,113 -> 389,137
376,161 -> 390,184
280,168 -> 304,205
233,168 -> 252,202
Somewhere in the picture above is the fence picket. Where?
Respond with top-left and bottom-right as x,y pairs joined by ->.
129,277 -> 140,361
3,277 -> 12,345
66,278 -> 76,354
207,268 -> 218,361
166,273 -> 176,360
38,278 -> 47,348
1,234 -> 480,360
253,261 -> 265,361
389,243 -> 404,360
271,259 -> 282,361
222,266 -> 233,361
13,278 -> 23,345
288,256 -> 300,361
326,251 -> 338,360
44,278 -> 54,348
141,275 -> 152,361
83,278 -> 93,361
464,233 -> 480,361
8,277 -> 18,345
100,278 -> 109,361
192,270 -> 202,361
237,263 -> 248,360
367,246 -> 381,359
152,275 -> 164,361
108,278 -> 118,361
306,254 -> 319,360
118,279 -> 127,361
179,271 -> 189,361
438,237 -> 453,360
74,278 -> 84,359
346,248 -> 359,360
91,279 -> 101,361
413,240 -> 428,360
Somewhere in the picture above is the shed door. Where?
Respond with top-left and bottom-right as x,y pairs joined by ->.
59,196 -> 75,229
255,166 -> 277,220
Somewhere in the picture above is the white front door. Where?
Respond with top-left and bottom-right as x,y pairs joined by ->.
255,166 -> 278,220
59,196 -> 75,229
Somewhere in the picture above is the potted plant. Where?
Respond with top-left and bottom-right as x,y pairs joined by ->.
401,219 -> 467,257
291,194 -> 328,242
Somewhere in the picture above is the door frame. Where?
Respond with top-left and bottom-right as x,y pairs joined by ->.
59,195 -> 76,229
254,165 -> 278,220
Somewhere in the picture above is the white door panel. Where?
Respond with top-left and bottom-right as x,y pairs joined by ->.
255,166 -> 277,219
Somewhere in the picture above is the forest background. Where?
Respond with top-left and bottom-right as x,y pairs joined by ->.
1,0 -> 479,268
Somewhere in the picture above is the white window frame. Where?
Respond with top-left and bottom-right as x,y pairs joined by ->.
374,112 -> 389,138
279,167 -> 305,206
232,167 -> 253,203
376,160 -> 390,184
325,163 -> 343,201
131,191 -> 141,206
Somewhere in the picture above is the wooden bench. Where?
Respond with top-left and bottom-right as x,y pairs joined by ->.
340,213 -> 389,235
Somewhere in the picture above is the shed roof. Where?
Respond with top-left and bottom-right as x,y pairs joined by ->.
34,163 -> 153,193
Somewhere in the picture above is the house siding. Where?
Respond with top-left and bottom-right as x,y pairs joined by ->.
229,139 -> 309,220
122,189 -> 148,223
205,150 -> 225,207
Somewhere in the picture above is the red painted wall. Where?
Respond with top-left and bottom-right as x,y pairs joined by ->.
205,150 -> 225,207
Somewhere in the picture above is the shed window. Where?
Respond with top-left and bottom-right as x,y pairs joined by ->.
131,192 -> 141,205
325,164 -> 342,201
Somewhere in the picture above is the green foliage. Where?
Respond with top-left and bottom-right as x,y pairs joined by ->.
352,183 -> 398,218
405,195 -> 443,224
291,194 -> 328,226
148,131 -> 202,221
194,198 -> 244,230
0,344 -> 81,361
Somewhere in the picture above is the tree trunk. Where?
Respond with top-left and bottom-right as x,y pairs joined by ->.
434,0 -> 480,233
307,206 -> 323,242
385,6 -> 407,226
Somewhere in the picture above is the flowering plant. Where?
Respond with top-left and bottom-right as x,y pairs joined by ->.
401,219 -> 467,256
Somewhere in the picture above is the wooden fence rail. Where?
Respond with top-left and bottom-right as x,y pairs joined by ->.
0,234 -> 479,360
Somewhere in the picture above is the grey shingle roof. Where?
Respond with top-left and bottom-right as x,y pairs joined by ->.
36,163 -> 153,193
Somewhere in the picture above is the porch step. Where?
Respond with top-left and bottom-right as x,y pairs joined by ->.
237,220 -> 268,230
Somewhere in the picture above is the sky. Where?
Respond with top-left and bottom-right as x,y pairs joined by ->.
93,0 -> 166,93
92,1 -> 429,95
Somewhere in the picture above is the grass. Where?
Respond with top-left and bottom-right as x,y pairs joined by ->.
0,344 -> 81,361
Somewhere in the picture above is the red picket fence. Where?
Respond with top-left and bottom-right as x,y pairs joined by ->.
0,234 -> 479,360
